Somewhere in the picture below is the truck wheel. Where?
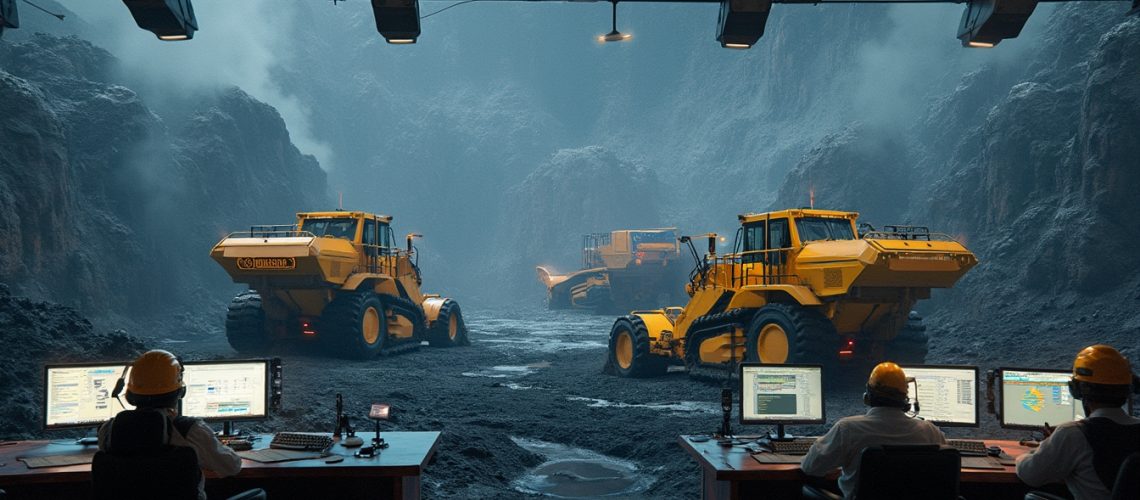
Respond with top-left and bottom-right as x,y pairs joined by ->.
226,290 -> 272,354
884,311 -> 929,364
323,292 -> 387,360
744,303 -> 835,364
607,316 -> 667,378
428,299 -> 468,347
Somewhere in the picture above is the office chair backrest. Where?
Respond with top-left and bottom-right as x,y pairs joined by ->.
853,444 -> 961,500
1111,452 -> 1140,500
92,409 -> 200,500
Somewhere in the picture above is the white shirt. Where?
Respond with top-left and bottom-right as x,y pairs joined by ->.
800,406 -> 948,497
1016,407 -> 1140,500
99,412 -> 243,500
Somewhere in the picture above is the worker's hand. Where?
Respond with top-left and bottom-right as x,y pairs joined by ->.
1041,422 -> 1054,439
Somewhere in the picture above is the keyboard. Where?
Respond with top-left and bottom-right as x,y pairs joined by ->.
948,439 -> 987,456
767,439 -> 817,455
269,432 -> 334,451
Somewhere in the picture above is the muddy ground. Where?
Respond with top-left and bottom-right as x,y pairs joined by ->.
146,305 -> 1057,499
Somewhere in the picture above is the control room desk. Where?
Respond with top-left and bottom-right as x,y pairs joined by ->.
0,431 -> 440,500
678,435 -> 1037,500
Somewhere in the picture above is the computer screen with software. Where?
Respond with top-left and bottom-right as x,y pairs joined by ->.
181,360 -> 268,421
740,363 -> 825,425
998,368 -> 1113,429
44,363 -> 134,429
902,365 -> 979,427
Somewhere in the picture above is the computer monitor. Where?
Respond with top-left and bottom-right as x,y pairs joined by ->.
901,365 -> 979,427
44,362 -> 134,429
180,359 -> 269,422
997,368 -> 1123,429
739,363 -> 825,439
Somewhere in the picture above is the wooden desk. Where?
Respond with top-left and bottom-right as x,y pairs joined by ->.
678,435 -> 1037,499
0,431 -> 440,500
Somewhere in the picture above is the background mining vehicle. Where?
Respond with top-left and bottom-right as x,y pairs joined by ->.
606,209 -> 977,378
210,210 -> 469,359
536,228 -> 688,313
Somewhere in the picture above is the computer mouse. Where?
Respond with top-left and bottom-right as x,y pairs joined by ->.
343,436 -> 364,448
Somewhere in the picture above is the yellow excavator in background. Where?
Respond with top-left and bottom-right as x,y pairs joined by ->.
210,210 -> 468,360
536,229 -> 687,313
605,209 -> 977,378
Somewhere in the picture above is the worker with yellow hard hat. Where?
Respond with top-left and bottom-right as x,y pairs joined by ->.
802,362 -> 947,497
1017,345 -> 1140,500
97,350 -> 243,500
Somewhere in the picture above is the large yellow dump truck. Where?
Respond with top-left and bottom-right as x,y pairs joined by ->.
605,209 -> 977,378
210,210 -> 468,359
536,229 -> 687,313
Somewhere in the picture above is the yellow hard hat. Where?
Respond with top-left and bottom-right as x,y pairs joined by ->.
127,350 -> 184,396
1073,345 -> 1132,386
869,362 -> 908,395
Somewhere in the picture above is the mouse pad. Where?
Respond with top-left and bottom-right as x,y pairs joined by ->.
751,453 -> 804,464
961,456 -> 1004,470
238,449 -> 321,463
19,453 -> 96,469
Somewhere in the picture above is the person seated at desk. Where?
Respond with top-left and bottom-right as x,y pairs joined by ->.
801,361 -> 947,497
98,350 -> 242,500
1016,344 -> 1140,500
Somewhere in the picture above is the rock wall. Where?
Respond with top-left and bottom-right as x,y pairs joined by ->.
0,34 -> 329,322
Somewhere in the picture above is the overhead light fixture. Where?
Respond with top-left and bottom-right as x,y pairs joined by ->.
371,0 -> 421,45
0,0 -> 19,39
598,0 -> 631,43
957,0 -> 1038,48
717,0 -> 772,49
122,0 -> 197,41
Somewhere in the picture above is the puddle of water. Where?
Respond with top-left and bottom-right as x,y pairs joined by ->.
567,396 -> 720,415
464,309 -> 614,354
461,363 -> 550,379
511,436 -> 653,498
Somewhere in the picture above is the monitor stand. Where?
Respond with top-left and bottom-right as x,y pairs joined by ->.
216,421 -> 241,438
767,424 -> 795,442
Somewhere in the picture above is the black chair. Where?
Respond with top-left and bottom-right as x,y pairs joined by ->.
92,409 -> 266,500
803,444 -> 962,500
1025,452 -> 1140,500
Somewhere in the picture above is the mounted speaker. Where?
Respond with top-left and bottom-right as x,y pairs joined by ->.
371,0 -> 421,44
957,0 -> 1039,48
717,0 -> 773,49
122,0 -> 198,41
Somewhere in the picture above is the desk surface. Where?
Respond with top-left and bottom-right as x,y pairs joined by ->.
677,435 -> 1032,484
0,431 -> 441,486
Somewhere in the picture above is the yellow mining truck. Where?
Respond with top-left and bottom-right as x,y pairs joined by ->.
606,209 -> 977,378
536,229 -> 687,313
210,210 -> 468,359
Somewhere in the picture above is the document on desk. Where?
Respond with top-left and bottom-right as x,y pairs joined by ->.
238,449 -> 322,463
18,453 -> 96,469
751,453 -> 804,464
961,456 -> 1004,470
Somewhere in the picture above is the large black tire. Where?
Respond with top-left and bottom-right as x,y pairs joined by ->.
322,291 -> 387,360
225,290 -> 272,354
884,311 -> 929,364
607,316 -> 668,378
428,299 -> 469,347
744,303 -> 836,364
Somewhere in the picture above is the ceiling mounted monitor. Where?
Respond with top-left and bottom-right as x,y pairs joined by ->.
122,0 -> 198,41
0,0 -> 19,38
717,0 -> 772,49
957,0 -> 1039,48
372,0 -> 422,44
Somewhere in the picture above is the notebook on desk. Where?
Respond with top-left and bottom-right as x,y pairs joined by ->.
18,453 -> 96,469
960,456 -> 1004,470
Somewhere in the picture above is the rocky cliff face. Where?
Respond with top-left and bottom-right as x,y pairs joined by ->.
0,34 -> 329,323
